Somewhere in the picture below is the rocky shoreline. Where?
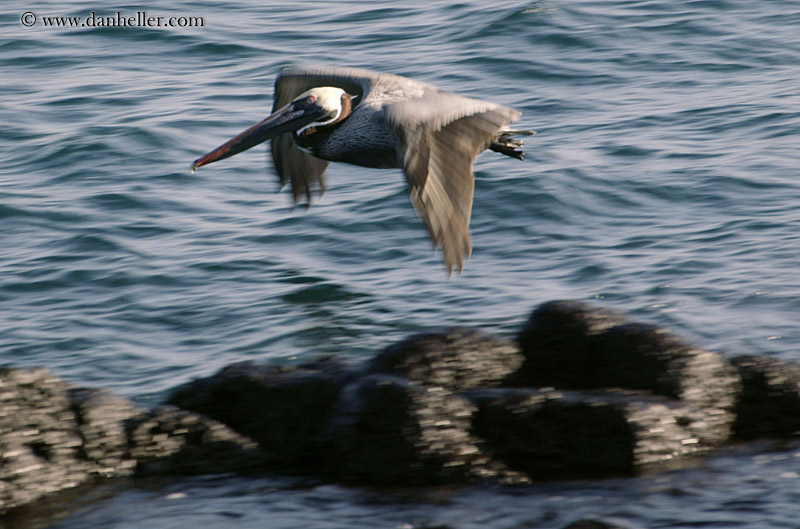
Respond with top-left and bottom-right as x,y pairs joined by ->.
3,300 -> 800,526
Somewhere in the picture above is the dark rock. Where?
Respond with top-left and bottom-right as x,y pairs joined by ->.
1,367 -> 273,512
517,302 -> 740,445
127,405 -> 269,475
324,375 -> 525,485
599,324 -> 739,445
69,388 -> 144,476
516,300 -> 628,387
167,356 -> 353,471
732,355 -> 800,438
7,300 -> 793,511
367,328 -> 524,392
1,368 -> 91,511
467,388 -> 714,479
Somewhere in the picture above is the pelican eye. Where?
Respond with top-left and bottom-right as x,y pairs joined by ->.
305,96 -> 315,104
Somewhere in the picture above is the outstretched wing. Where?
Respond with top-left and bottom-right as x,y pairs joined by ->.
386,93 -> 520,274
271,65 -> 429,204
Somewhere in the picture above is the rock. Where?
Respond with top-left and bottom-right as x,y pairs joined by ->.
517,302 -> 740,445
516,300 -> 628,387
467,388 -> 714,479
69,388 -> 144,476
367,328 -> 524,392
167,356 -> 353,471
324,375 -> 524,485
1,368 -> 91,511
7,300 -> 794,512
597,324 -> 739,416
732,355 -> 800,438
127,405 -> 268,475
601,323 -> 739,445
1,367 -> 273,512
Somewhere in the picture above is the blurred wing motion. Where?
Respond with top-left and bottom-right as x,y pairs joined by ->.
386,95 -> 520,273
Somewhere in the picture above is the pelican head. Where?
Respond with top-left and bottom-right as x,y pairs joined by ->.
191,87 -> 354,172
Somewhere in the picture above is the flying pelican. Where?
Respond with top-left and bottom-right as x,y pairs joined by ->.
191,65 -> 534,274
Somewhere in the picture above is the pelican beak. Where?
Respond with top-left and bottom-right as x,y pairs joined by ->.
191,103 -> 324,172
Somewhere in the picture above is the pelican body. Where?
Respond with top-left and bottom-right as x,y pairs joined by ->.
192,65 -> 533,273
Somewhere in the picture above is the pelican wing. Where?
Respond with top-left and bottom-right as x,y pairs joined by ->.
271,65 -> 428,203
386,94 -> 520,273
270,132 -> 330,205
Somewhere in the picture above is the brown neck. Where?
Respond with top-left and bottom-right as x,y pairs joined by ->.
294,93 -> 353,150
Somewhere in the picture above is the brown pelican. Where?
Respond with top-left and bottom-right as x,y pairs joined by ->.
191,65 -> 533,274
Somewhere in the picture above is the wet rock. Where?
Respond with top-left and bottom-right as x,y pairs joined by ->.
516,300 -> 628,387
467,388 -> 713,479
517,302 -> 740,445
601,324 -> 739,445
325,375 -> 524,485
127,405 -> 269,475
1,368 -> 91,511
367,328 -> 524,392
1,367 -> 272,512
597,324 -> 739,417
69,388 -> 144,476
6,300 -> 792,511
732,355 -> 800,438
167,357 -> 353,471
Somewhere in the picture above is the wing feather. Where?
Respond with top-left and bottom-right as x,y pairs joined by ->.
386,93 -> 520,273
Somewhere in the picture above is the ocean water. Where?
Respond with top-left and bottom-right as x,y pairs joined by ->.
2,0 -> 800,527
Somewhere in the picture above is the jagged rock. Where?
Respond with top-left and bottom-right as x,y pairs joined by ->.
69,388 -> 144,476
515,300 -> 628,387
366,328 -> 524,392
324,375 -> 525,485
127,405 -> 268,474
1,368 -> 91,511
732,355 -> 800,438
597,324 -> 739,416
467,388 -> 713,479
517,302 -> 740,445
1,368 -> 272,512
167,357 -> 353,471
8,300 -> 800,514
